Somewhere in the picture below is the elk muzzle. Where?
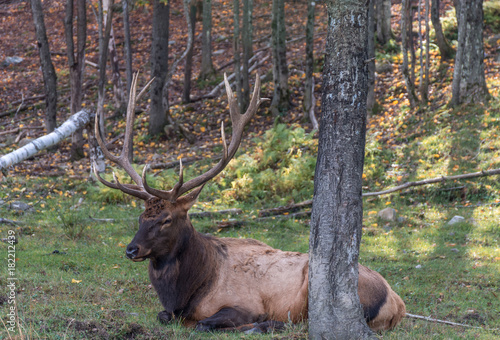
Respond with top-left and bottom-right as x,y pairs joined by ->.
126,243 -> 148,262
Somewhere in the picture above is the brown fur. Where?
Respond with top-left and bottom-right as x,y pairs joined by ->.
126,197 -> 406,332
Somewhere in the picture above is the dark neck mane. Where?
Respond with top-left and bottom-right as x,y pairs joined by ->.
148,225 -> 226,318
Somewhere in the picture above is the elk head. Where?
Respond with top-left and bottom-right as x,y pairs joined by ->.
94,73 -> 267,262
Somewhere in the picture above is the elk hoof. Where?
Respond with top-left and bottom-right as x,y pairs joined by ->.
195,322 -> 212,332
157,310 -> 173,324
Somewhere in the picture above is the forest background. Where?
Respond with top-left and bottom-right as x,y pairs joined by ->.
0,0 -> 499,338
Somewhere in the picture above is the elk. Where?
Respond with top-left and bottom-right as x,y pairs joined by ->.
94,73 -> 406,333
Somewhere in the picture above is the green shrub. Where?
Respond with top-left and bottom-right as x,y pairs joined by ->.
217,124 -> 318,206
484,0 -> 500,32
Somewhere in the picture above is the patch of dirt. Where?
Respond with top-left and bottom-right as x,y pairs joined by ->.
460,311 -> 486,325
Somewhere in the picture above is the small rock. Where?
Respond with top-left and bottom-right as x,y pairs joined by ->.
449,232 -> 455,236
2,56 -> 23,67
168,40 -> 176,45
9,201 -> 31,211
415,265 -> 422,269
397,216 -> 406,223
451,248 -> 459,253
213,49 -> 225,55
447,215 -> 465,225
0,199 -> 5,206
378,207 -> 397,221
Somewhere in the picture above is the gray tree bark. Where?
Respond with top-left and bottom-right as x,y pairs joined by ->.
149,0 -> 170,135
303,0 -> 315,123
376,0 -> 392,45
64,0 -> 87,160
30,0 -> 58,133
308,0 -> 376,339
270,0 -> 288,116
431,0 -> 454,61
450,0 -> 489,105
200,0 -> 215,80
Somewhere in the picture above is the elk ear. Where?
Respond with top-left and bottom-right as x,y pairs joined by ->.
177,184 -> 205,211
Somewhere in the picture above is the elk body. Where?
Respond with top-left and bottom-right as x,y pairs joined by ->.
95,74 -> 406,333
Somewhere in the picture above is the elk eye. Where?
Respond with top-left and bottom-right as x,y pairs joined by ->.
163,217 -> 172,225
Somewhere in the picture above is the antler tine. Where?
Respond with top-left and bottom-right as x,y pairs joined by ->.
221,121 -> 228,160
93,162 -> 151,200
113,172 -> 152,200
164,72 -> 266,199
141,161 -> 185,202
94,72 -> 155,199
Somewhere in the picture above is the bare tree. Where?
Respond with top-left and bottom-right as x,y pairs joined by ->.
122,0 -> 133,95
241,0 -> 253,111
270,0 -> 289,116
182,0 -> 198,103
233,0 -> 242,113
401,0 -> 418,108
149,0 -> 170,135
303,0 -> 317,128
309,0 -> 376,337
376,0 -> 392,45
64,0 -> 87,160
30,0 -> 58,132
431,0 -> 454,61
367,0 -> 376,114
200,0 -> 215,80
450,0 -> 489,105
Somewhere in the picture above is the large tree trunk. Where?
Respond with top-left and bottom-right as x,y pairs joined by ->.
308,0 -> 375,339
149,0 -> 170,135
270,0 -> 288,116
182,1 -> 197,103
450,0 -> 489,105
200,0 -> 215,80
30,0 -> 58,133
431,0 -> 454,61
64,0 -> 87,161
376,0 -> 392,45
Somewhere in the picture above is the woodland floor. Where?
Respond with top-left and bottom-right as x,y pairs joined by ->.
1,0 -> 500,339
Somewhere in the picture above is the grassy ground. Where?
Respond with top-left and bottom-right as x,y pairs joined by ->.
1,96 -> 499,339
1,2 -> 500,338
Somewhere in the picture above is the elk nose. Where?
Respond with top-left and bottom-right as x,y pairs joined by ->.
126,245 -> 139,259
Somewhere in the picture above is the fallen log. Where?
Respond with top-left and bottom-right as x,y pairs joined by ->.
189,208 -> 242,219
259,199 -> 312,217
258,168 -> 500,217
0,110 -> 92,172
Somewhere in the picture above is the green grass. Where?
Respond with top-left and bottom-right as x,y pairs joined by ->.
1,77 -> 500,340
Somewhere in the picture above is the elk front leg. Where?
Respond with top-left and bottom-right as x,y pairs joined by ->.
195,307 -> 285,333
195,307 -> 264,331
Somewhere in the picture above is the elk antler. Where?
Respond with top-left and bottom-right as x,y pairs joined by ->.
94,73 -> 155,200
95,72 -> 268,202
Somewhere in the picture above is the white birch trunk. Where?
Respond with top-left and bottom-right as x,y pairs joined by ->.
0,110 -> 91,170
